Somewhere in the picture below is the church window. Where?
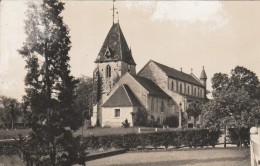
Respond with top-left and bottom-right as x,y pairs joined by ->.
106,65 -> 111,78
114,109 -> 120,117
194,88 -> 197,96
187,86 -> 190,95
161,100 -> 164,112
171,81 -> 174,91
180,84 -> 183,93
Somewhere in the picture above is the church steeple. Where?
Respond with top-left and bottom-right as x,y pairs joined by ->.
200,66 -> 207,87
94,21 -> 136,93
95,23 -> 136,65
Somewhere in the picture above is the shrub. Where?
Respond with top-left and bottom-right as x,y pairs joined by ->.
228,127 -> 249,147
163,115 -> 179,128
122,119 -> 130,128
82,128 -> 221,151
132,108 -> 148,126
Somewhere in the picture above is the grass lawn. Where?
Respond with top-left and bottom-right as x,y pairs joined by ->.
74,126 -> 178,137
0,129 -> 31,139
0,155 -> 24,165
85,147 -> 251,166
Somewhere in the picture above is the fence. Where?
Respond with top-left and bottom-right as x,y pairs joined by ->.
250,127 -> 260,166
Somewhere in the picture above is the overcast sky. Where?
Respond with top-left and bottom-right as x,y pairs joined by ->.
1,0 -> 260,101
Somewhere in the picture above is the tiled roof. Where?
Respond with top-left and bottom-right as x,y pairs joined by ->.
129,74 -> 171,98
152,60 -> 204,87
95,23 -> 136,65
102,84 -> 142,107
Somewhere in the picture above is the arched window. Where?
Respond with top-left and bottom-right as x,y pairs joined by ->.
171,81 -> 174,91
106,65 -> 111,78
180,84 -> 183,93
187,86 -> 190,95
194,88 -> 197,96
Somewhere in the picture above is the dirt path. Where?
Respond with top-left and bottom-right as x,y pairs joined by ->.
86,148 -> 250,166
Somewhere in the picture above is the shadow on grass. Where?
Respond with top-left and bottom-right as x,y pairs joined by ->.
111,156 -> 248,166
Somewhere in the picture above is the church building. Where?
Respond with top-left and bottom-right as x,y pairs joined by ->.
91,11 -> 208,128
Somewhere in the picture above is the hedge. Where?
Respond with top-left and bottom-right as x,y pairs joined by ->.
83,128 -> 221,150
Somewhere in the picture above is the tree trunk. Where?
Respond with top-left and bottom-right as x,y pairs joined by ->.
50,140 -> 56,166
224,124 -> 226,148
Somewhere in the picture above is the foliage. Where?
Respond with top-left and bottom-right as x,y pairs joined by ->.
0,96 -> 21,129
121,119 -> 130,128
186,101 -> 203,128
163,115 -> 179,128
228,127 -> 250,147
93,70 -> 103,104
147,116 -> 162,127
204,66 -> 260,146
74,76 -> 94,120
212,66 -> 260,100
18,0 -> 85,165
83,129 -> 220,150
131,107 -> 148,126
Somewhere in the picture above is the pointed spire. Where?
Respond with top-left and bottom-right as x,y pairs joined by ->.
191,68 -> 193,74
95,23 -> 136,65
200,66 -> 207,79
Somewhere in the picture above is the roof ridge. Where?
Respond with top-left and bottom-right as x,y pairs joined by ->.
128,73 -> 150,94
122,84 -> 134,106
151,60 -> 204,87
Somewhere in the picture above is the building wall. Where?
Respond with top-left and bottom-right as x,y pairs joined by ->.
101,107 -> 136,127
167,77 -> 205,98
95,61 -> 136,93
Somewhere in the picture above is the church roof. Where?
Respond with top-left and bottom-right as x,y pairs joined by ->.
129,73 -> 171,98
95,23 -> 136,65
151,60 -> 204,87
102,84 -> 142,107
200,67 -> 207,79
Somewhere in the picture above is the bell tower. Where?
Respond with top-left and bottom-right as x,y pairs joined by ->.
93,2 -> 136,94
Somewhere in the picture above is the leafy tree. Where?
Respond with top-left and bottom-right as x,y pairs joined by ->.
205,66 -> 260,147
0,96 -> 21,129
203,86 -> 259,146
212,66 -> 260,99
93,70 -> 103,126
74,76 -> 94,120
186,101 -> 203,128
18,0 -> 85,165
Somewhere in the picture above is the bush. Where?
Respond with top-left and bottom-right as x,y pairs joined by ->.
122,119 -> 130,128
82,128 -> 221,151
132,108 -> 148,126
163,115 -> 179,128
228,127 -> 249,147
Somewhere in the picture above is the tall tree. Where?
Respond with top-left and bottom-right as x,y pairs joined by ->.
212,66 -> 260,99
186,101 -> 203,128
74,75 -> 94,120
204,66 -> 260,147
0,96 -> 21,129
18,0 -> 85,165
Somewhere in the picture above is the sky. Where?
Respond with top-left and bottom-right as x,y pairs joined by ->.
1,0 -> 260,101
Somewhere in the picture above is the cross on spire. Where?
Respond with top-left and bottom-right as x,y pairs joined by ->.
191,68 -> 193,73
111,0 -> 117,24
